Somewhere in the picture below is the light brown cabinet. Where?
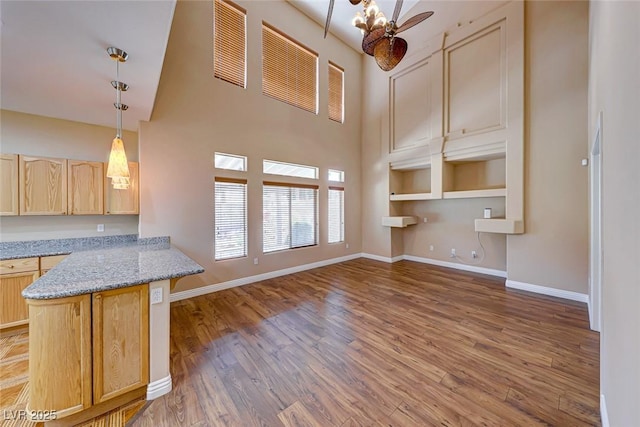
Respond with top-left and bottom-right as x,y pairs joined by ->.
19,155 -> 67,215
28,294 -> 92,418
0,154 -> 19,216
0,257 -> 39,331
27,284 -> 149,421
68,160 -> 104,215
105,161 -> 139,215
93,284 -> 149,404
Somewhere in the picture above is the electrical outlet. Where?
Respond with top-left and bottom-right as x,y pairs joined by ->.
346,243 -> 349,249
150,288 -> 163,304
429,245 -> 434,251
450,248 -> 456,258
97,224 -> 104,232
253,258 -> 259,265
472,250 -> 478,259
423,217 -> 428,223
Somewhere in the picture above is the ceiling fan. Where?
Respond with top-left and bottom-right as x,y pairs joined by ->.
324,0 -> 434,71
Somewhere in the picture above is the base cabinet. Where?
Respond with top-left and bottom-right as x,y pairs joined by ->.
27,284 -> 149,420
93,284 -> 149,404
27,295 -> 92,418
0,257 -> 39,331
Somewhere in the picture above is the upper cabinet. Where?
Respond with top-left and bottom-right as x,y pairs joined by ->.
0,154 -> 19,216
68,160 -> 104,215
19,155 -> 68,215
105,162 -> 139,215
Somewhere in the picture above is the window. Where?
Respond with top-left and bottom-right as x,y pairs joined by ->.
215,152 -> 247,171
214,0 -> 246,88
263,182 -> 318,253
262,23 -> 318,114
214,177 -> 247,260
263,160 -> 318,179
328,169 -> 345,182
328,62 -> 344,123
328,186 -> 344,243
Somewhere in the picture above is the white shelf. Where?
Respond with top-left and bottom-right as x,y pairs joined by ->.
443,188 -> 506,199
389,192 -> 432,201
474,218 -> 524,234
381,216 -> 418,228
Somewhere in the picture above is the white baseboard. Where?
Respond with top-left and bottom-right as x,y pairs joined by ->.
402,254 -> 507,278
600,394 -> 610,427
505,279 -> 589,303
146,375 -> 172,400
361,253 -> 403,263
170,253 -> 362,302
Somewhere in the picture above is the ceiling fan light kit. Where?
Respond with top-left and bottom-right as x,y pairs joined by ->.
324,0 -> 434,72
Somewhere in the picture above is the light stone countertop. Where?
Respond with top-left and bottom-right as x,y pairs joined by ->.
21,241 -> 204,300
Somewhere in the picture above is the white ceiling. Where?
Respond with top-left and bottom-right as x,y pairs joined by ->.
0,0 -> 417,133
0,0 -> 176,132
288,0 -> 420,52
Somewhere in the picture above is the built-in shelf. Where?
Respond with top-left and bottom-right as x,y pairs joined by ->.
389,192 -> 432,201
381,216 -> 418,228
474,218 -> 524,234
443,188 -> 506,199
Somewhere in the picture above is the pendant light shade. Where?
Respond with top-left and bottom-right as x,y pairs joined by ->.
106,46 -> 131,190
106,137 -> 130,179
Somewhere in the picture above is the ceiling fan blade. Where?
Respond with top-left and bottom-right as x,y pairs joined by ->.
323,0 -> 335,38
396,11 -> 434,34
362,28 -> 386,56
374,36 -> 407,71
391,0 -> 403,24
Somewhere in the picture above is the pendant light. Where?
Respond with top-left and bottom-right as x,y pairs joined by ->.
106,46 -> 131,190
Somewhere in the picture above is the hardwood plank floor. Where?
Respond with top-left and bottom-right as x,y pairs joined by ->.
132,258 -> 600,427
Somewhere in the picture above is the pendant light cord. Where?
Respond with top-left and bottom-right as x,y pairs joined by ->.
115,60 -> 122,139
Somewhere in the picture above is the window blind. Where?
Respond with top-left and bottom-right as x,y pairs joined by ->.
214,0 -> 246,88
328,62 -> 344,123
263,182 -> 318,253
214,177 -> 247,260
262,23 -> 318,114
328,186 -> 344,243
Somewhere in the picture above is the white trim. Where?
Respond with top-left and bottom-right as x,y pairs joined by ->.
600,394 -> 610,427
361,253 -> 400,263
403,255 -> 507,278
170,253 -> 361,302
146,375 -> 172,400
505,279 -> 589,303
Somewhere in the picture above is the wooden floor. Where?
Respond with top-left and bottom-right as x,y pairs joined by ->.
131,259 -> 600,426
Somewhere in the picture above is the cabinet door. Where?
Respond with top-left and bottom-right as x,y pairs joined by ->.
0,270 -> 38,328
93,284 -> 149,404
0,154 -> 19,216
19,155 -> 67,215
104,161 -> 139,215
68,160 -> 104,215
28,294 -> 92,418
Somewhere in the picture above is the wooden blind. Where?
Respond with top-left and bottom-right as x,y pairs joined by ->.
328,187 -> 344,243
214,178 -> 247,260
262,23 -> 318,114
328,62 -> 344,123
214,0 -> 246,88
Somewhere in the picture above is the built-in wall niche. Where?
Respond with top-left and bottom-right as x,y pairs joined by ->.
389,158 -> 432,201
443,157 -> 506,199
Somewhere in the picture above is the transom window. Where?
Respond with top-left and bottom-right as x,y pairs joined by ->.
213,0 -> 246,88
215,152 -> 247,171
263,160 -> 318,179
262,23 -> 318,114
328,169 -> 345,182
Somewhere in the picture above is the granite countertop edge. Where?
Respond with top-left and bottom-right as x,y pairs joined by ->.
10,236 -> 205,300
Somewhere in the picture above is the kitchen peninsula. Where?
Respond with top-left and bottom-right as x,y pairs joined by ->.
2,236 -> 203,425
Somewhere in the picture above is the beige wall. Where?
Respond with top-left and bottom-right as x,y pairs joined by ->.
139,0 -> 362,293
589,1 -> 640,424
361,1 -> 589,291
0,110 -> 139,241
507,0 -> 589,294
